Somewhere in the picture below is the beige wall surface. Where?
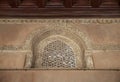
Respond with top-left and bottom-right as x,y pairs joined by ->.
0,19 -> 120,69
0,70 -> 120,82
0,24 -> 119,46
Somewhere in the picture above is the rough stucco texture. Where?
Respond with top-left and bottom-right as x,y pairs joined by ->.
0,24 -> 119,46
0,23 -> 120,69
0,70 -> 120,82
0,19 -> 120,82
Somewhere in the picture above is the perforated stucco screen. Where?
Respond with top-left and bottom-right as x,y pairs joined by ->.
40,40 -> 76,69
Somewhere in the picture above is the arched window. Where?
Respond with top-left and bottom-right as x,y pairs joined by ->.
36,40 -> 76,69
33,35 -> 84,69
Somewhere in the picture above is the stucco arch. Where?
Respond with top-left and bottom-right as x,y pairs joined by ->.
24,26 -> 92,68
33,35 -> 84,69
24,26 -> 92,50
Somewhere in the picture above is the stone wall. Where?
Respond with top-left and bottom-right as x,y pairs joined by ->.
0,18 -> 120,82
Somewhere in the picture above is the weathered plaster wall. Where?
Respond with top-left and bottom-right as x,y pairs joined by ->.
0,24 -> 119,47
0,19 -> 119,70
0,70 -> 120,82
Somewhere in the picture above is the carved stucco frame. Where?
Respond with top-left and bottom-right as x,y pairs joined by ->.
33,35 -> 83,69
23,23 -> 93,69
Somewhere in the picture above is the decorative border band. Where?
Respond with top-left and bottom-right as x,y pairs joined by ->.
0,18 -> 120,24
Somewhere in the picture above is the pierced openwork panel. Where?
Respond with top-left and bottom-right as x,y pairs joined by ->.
34,40 -> 76,69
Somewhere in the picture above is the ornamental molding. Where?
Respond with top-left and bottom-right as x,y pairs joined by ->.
0,18 -> 120,24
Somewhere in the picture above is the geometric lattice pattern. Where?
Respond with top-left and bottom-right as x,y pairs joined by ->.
41,40 -> 76,69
